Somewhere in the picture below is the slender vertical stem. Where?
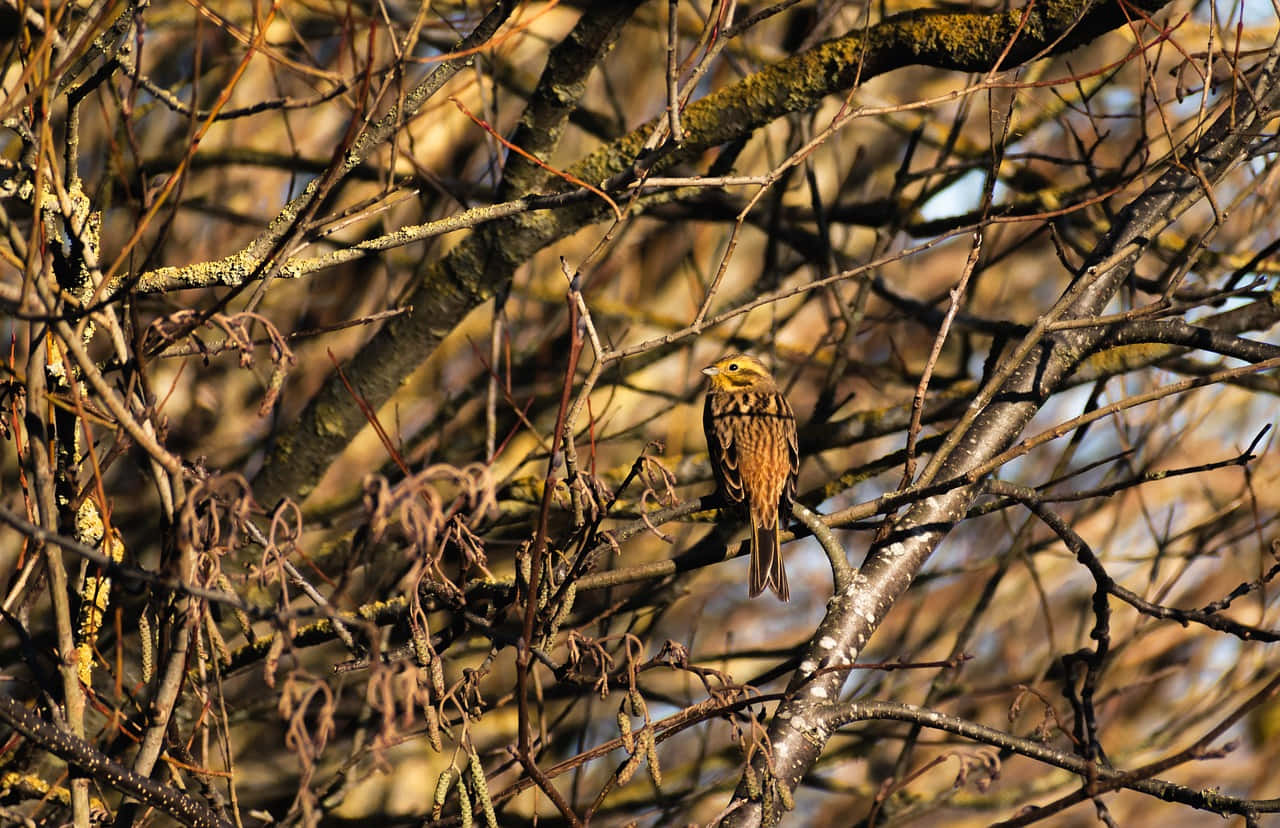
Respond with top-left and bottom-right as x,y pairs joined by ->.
515,287 -> 585,826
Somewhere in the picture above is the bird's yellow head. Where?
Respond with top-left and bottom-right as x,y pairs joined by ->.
701,353 -> 777,392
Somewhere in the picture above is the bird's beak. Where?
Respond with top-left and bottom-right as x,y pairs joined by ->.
701,366 -> 719,377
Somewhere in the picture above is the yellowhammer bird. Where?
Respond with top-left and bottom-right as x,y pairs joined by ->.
702,354 -> 799,600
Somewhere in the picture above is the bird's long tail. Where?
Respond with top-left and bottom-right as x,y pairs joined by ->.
748,510 -> 789,601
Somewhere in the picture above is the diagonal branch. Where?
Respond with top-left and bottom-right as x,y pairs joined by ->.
721,34 -> 1280,828
816,696 -> 1280,823
252,0 -> 1180,508
0,692 -> 232,828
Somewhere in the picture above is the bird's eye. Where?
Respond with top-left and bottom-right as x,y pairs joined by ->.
728,363 -> 739,372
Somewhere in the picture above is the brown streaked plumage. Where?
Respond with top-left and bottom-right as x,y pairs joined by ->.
702,354 -> 799,601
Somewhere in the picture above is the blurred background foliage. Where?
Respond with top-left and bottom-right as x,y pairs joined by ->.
2,0 -> 1280,826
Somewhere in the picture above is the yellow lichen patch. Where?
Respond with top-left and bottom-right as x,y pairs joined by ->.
75,515 -> 125,687
0,770 -> 107,811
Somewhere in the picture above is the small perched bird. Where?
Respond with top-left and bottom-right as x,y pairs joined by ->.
702,354 -> 799,600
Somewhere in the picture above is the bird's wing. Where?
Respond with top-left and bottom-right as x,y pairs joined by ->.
704,393 -> 745,504
781,392 -> 799,515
